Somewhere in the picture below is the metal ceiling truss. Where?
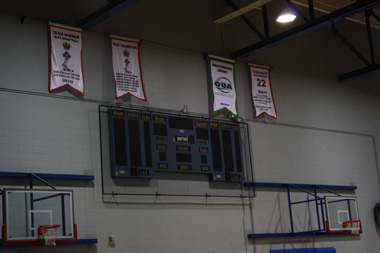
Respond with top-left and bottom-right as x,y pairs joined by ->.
80,0 -> 380,82
226,0 -> 265,40
336,10 -> 380,82
231,0 -> 380,61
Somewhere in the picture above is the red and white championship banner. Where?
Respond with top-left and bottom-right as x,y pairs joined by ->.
249,64 -> 277,119
110,35 -> 146,101
49,22 -> 84,95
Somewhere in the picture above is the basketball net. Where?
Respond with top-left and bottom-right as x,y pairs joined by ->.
351,228 -> 360,235
38,225 -> 60,246
343,220 -> 361,235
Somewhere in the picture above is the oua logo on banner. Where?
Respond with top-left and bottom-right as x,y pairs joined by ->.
110,35 -> 147,101
249,64 -> 277,119
49,22 -> 85,95
207,54 -> 238,117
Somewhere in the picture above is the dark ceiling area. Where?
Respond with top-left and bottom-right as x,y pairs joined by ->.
2,0 -> 380,96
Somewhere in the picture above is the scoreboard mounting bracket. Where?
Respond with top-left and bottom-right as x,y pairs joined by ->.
107,107 -> 245,182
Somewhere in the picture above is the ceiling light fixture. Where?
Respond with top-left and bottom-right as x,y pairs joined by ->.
276,0 -> 297,23
276,13 -> 296,23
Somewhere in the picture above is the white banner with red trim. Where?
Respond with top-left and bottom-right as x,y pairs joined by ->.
208,55 -> 238,117
249,64 -> 277,119
110,35 -> 146,101
49,22 -> 84,95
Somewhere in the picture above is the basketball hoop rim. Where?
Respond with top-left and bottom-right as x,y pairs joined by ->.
1,224 -> 78,245
38,224 -> 61,235
326,219 -> 362,234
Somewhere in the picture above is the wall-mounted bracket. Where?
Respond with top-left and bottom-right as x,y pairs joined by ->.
245,182 -> 358,238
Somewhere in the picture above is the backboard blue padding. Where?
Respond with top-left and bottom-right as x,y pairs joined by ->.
0,238 -> 97,246
0,171 -> 94,180
316,248 -> 335,253
270,248 -> 336,253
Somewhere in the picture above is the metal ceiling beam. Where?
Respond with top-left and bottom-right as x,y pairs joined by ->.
262,5 -> 270,39
285,0 -> 309,22
80,0 -> 139,30
338,9 -> 380,83
365,10 -> 376,65
332,25 -> 370,66
226,0 -> 265,40
308,0 -> 315,21
214,0 -> 272,23
232,0 -> 380,60
292,0 -> 380,29
338,63 -> 380,83
373,11 -> 380,23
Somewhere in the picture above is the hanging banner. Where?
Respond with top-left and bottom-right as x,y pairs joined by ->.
110,35 -> 146,101
249,64 -> 277,119
208,55 -> 238,117
49,22 -> 84,95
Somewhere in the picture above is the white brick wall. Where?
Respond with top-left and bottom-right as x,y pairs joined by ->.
1,12 -> 380,253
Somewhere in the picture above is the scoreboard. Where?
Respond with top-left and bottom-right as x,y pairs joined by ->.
108,109 -> 245,182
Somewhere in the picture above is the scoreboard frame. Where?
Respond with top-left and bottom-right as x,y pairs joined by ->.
105,106 -> 249,183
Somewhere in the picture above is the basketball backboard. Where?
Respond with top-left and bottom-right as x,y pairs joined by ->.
325,196 -> 361,234
2,189 -> 77,244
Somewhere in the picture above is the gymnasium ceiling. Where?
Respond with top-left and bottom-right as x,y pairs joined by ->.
2,0 -> 380,96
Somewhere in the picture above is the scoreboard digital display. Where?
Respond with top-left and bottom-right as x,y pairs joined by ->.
108,109 -> 244,182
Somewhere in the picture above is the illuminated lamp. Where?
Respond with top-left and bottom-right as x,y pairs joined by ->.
276,2 -> 297,23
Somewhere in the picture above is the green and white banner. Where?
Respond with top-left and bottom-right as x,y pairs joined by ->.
208,55 -> 238,117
